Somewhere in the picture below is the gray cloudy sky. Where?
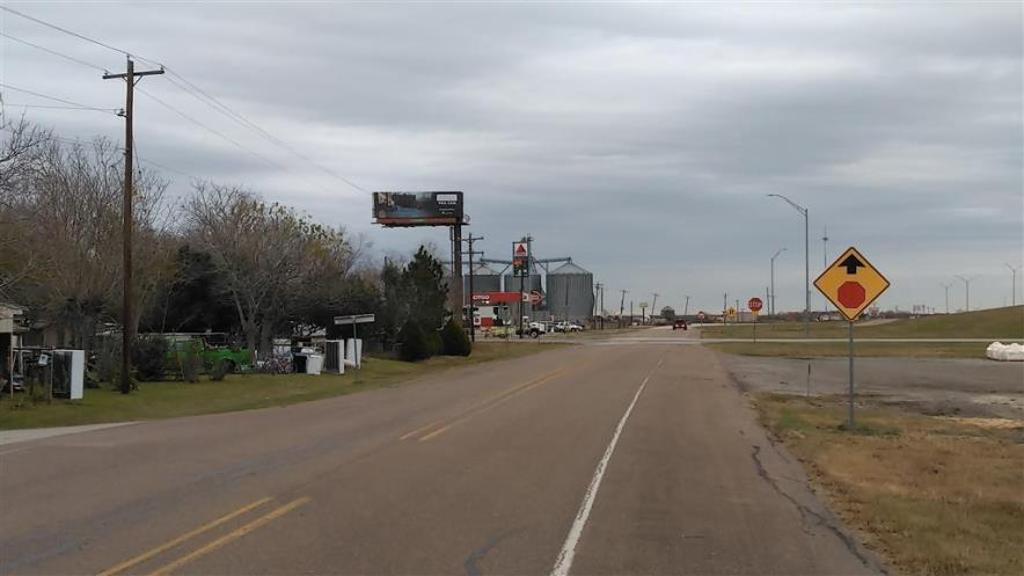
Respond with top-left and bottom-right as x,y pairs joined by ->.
2,1 -> 1021,314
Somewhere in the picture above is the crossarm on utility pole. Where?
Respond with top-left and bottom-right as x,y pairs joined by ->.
104,57 -> 163,394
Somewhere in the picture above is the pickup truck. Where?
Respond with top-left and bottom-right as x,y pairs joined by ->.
553,321 -> 583,333
512,321 -> 547,338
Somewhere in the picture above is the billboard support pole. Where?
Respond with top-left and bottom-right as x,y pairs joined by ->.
451,224 -> 464,327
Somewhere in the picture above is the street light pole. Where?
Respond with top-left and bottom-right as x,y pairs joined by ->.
1006,263 -> 1019,307
768,194 -> 810,334
770,247 -> 786,317
940,282 -> 951,314
954,275 -> 977,312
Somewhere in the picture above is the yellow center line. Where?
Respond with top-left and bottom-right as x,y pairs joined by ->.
146,497 -> 311,576
398,367 -> 568,441
418,368 -> 568,442
97,497 -> 272,576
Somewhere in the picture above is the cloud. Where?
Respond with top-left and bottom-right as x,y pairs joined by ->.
2,1 -> 1021,312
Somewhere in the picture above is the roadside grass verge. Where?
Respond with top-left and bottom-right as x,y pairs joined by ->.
707,341 -> 989,359
756,394 -> 1024,576
701,306 -> 1024,340
0,342 -> 563,430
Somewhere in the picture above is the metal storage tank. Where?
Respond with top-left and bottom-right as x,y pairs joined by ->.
503,262 -> 542,294
464,262 -> 501,294
546,261 -> 594,322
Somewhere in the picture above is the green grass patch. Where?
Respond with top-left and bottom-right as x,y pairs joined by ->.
0,342 -> 564,430
707,341 -> 988,359
756,394 -> 1024,576
702,306 -> 1024,340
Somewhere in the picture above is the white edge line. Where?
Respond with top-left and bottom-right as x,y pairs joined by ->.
550,361 -> 659,576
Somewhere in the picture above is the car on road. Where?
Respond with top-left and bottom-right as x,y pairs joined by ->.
553,321 -> 584,333
673,319 -> 688,330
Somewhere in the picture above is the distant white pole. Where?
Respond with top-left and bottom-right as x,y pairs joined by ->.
1006,264 -> 1019,307
954,275 -> 977,312
768,194 -> 810,334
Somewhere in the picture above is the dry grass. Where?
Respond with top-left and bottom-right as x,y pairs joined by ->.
702,306 -> 1024,340
756,394 -> 1024,576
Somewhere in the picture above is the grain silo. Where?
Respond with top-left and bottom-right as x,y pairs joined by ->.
546,261 -> 594,322
503,262 -> 543,294
464,262 -> 501,294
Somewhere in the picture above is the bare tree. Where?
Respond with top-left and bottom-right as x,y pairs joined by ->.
0,114 -> 51,296
3,132 -> 173,350
185,183 -> 354,360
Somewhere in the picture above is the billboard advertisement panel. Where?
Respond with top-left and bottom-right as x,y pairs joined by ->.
372,191 -> 464,226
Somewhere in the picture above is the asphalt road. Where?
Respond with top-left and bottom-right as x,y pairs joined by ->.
1,333 -> 881,575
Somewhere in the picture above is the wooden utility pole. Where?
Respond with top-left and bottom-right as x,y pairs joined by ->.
619,289 -> 628,329
462,234 -> 484,342
104,57 -> 163,394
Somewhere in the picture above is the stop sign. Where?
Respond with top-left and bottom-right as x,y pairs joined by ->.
748,298 -> 763,312
838,281 -> 866,309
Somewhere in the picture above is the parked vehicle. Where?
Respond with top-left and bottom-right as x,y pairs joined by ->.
516,321 -> 547,338
164,334 -> 251,373
553,321 -> 583,333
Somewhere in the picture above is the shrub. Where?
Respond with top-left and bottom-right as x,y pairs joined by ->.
96,338 -> 121,384
440,319 -> 471,356
398,320 -> 430,362
209,359 -> 230,382
133,335 -> 168,381
177,347 -> 203,383
426,326 -> 443,357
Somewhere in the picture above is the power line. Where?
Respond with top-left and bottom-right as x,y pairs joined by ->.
2,5 -> 366,193
134,85 -> 285,171
0,5 -> 156,62
4,103 -> 119,112
162,70 -> 367,192
0,82 -> 118,112
0,30 -> 109,72
136,86 -> 338,195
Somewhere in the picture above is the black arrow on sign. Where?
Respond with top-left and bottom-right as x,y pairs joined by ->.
839,254 -> 865,274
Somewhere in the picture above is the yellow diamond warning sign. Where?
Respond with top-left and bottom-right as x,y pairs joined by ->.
814,246 -> 890,322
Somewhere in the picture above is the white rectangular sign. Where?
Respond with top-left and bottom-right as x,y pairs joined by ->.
334,313 -> 376,325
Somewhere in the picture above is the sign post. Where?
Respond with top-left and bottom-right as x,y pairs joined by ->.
814,247 -> 890,428
748,298 -> 763,343
513,241 -> 529,339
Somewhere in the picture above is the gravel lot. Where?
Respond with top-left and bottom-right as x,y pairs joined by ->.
719,354 -> 1024,419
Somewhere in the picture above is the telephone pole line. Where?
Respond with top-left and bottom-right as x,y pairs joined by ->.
619,289 -> 628,329
461,234 -> 484,343
104,57 -> 163,395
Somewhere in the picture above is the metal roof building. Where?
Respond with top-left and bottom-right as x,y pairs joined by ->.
546,262 -> 594,323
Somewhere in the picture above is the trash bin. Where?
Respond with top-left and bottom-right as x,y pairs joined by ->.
305,354 -> 323,375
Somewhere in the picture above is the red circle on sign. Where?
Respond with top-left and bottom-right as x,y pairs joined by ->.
838,281 -> 866,308
748,298 -> 763,312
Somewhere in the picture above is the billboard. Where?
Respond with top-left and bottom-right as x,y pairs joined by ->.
372,191 -> 464,227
